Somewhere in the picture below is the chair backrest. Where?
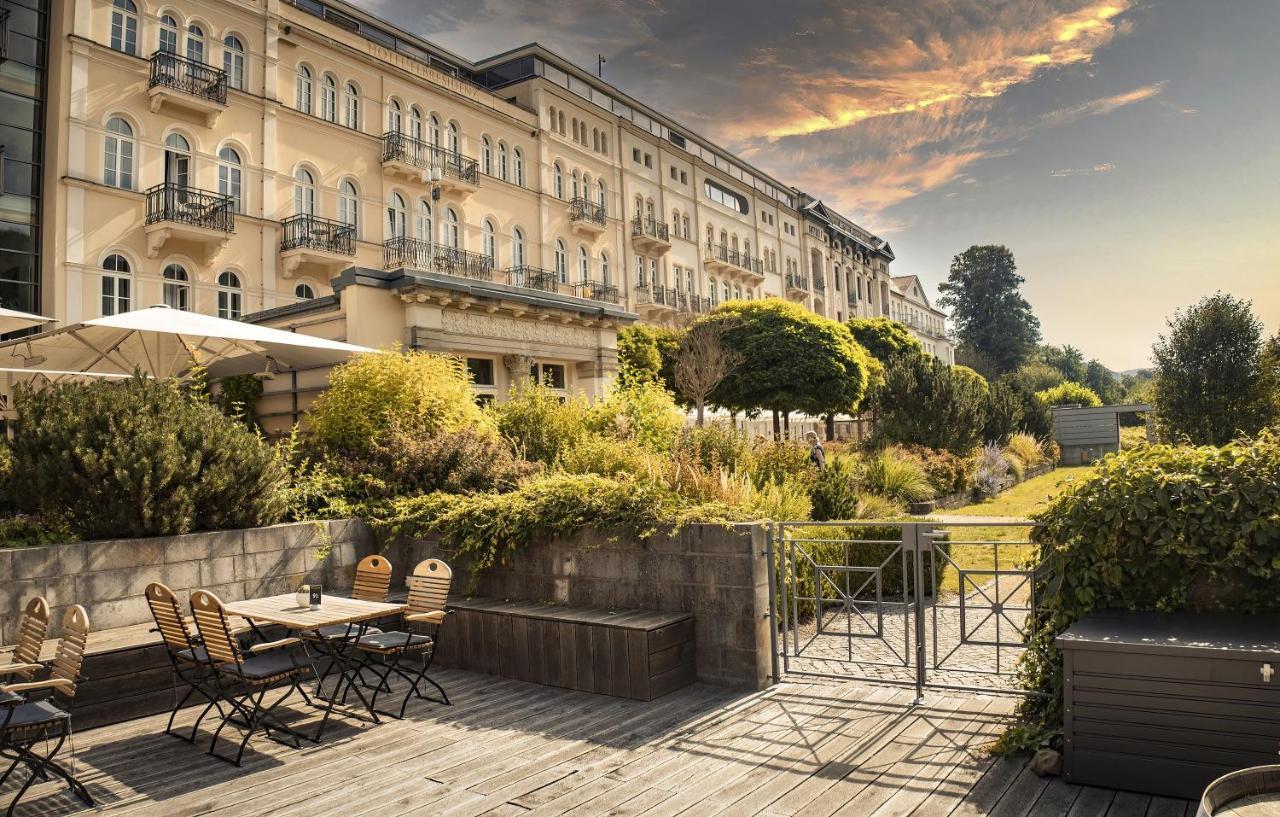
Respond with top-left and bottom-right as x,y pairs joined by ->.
406,559 -> 452,616
145,582 -> 195,654
10,596 -> 50,682
49,606 -> 90,701
351,554 -> 393,603
189,590 -> 240,668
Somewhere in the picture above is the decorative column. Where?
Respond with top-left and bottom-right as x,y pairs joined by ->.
503,353 -> 535,391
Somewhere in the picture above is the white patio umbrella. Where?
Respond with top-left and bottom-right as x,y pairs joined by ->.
0,306 -> 53,335
0,304 -> 373,381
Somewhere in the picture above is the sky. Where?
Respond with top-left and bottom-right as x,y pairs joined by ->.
359,0 -> 1279,371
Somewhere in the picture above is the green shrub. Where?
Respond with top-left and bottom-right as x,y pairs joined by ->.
490,383 -> 590,464
9,377 -> 286,539
859,451 -> 934,503
214,373 -> 264,429
1036,381 -> 1101,408
952,365 -> 990,394
0,513 -> 76,549
308,350 -> 490,454
679,423 -> 753,473
751,439 -> 812,487
555,433 -> 654,480
738,472 -> 813,521
999,432 -> 1280,754
810,455 -> 861,521
0,440 -> 12,514
895,445 -> 971,496
587,380 -> 684,454
973,442 -> 1011,497
871,354 -> 989,454
617,324 -> 682,391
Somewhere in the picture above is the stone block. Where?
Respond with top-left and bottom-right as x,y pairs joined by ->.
85,538 -> 165,572
57,542 -> 89,575
8,545 -> 61,581
84,594 -> 151,631
42,576 -> 79,609
243,522 -> 320,554
164,529 -> 243,563
0,579 -> 45,616
199,556 -> 238,588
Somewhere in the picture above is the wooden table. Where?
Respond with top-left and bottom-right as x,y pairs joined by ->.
224,594 -> 404,742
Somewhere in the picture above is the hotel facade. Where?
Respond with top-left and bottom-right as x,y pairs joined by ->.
15,0 -> 951,430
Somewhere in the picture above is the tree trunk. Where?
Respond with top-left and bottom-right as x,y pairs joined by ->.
695,399 -> 705,427
772,408 -> 781,439
783,412 -> 791,438
825,413 -> 836,441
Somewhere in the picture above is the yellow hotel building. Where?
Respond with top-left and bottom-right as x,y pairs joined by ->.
27,0 -> 950,430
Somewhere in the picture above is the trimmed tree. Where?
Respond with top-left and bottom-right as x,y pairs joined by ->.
845,317 -> 924,363
871,353 -> 990,454
937,245 -> 1041,377
1037,381 -> 1102,408
616,324 -> 682,391
706,299 -> 872,436
673,318 -> 743,427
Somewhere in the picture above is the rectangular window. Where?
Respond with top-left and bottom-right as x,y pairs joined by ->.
632,147 -> 640,163
466,357 -> 495,386
680,171 -> 688,184
643,153 -> 652,168
530,362 -> 566,390
101,275 -> 130,316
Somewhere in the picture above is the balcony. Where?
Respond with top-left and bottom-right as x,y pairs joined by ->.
676,291 -> 713,315
568,198 -> 607,238
785,272 -> 810,300
630,216 -> 670,255
147,51 -> 227,127
279,213 -> 355,278
633,284 -> 679,317
144,183 -> 233,263
506,265 -> 561,294
381,132 -> 479,197
383,237 -> 493,281
571,280 -> 620,305
704,243 -> 765,284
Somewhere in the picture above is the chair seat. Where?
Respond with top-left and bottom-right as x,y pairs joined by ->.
220,650 -> 302,681
0,700 -> 68,731
175,645 -> 210,663
354,631 -> 433,653
312,623 -> 383,640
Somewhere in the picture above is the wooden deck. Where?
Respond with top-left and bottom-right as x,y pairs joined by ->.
5,670 -> 1195,817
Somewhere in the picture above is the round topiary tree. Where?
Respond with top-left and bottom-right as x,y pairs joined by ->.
845,317 -> 924,364
1036,381 -> 1101,408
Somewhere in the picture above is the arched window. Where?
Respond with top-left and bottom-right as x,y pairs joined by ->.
185,23 -> 204,64
682,214 -> 690,239
343,82 -> 360,129
223,36 -> 245,90
296,65 -> 313,114
512,227 -> 525,268
217,147 -> 242,213
110,0 -> 138,54
163,264 -> 191,311
103,117 -> 134,190
672,209 -> 680,234
386,192 -> 406,239
443,207 -> 460,248
497,142 -> 508,181
217,270 -> 242,319
158,14 -> 178,54
571,170 -> 580,200
708,276 -> 717,304
592,128 -> 600,152
577,245 -> 589,283
164,132 -> 190,187
722,280 -> 731,303
447,121 -> 460,154
597,180 -> 606,210
552,163 -> 564,199
386,98 -> 401,133
634,195 -> 643,217
293,167 -> 315,216
554,240 -> 567,283
482,219 -> 496,261
571,118 -> 578,142
295,283 -> 316,300
600,132 -> 608,154
100,254 -> 131,316
734,284 -> 742,301
338,180 -> 359,237
480,136 -> 492,175
548,106 -> 557,130
428,114 -> 441,146
320,74 -> 337,122
600,252 -> 610,286
513,148 -> 525,187
414,199 -> 432,241
557,110 -> 565,134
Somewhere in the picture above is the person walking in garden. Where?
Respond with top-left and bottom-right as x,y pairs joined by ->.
806,431 -> 826,470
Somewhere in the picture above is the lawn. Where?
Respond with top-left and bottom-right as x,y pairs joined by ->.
931,465 -> 1094,594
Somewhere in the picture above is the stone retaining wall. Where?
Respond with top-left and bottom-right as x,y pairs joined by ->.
0,519 -> 371,642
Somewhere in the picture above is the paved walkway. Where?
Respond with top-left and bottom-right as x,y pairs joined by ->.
5,669 -> 1191,817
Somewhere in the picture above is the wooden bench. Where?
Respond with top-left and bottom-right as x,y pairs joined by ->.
434,598 -> 695,701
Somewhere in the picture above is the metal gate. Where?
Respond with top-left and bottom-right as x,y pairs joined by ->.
767,519 -> 1048,700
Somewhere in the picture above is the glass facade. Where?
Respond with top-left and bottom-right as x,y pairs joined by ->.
0,0 -> 46,332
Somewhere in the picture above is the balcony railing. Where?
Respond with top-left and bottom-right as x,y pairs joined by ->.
572,280 -> 620,304
145,183 -> 233,232
785,272 -> 810,292
634,284 -> 681,308
383,237 -> 492,280
568,198 -> 607,227
381,132 -> 479,184
705,243 -> 765,276
812,275 -> 826,293
676,291 -> 712,314
148,51 -> 227,105
505,265 -> 560,293
631,216 -> 669,243
280,213 -> 355,255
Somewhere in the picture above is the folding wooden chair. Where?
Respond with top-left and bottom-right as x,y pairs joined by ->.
145,582 -> 236,744
189,590 -> 310,767
0,597 -> 50,686
346,559 -> 454,719
0,605 -> 94,816
302,555 -> 394,695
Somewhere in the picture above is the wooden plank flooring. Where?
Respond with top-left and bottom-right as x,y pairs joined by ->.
1,670 -> 1195,817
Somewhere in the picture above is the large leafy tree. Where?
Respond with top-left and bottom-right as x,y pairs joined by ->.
1083,359 -> 1122,404
1038,344 -> 1087,383
937,245 -> 1041,377
707,300 -> 872,431
1153,293 -> 1276,445
616,324 -> 682,393
871,353 -> 990,454
845,317 -> 924,363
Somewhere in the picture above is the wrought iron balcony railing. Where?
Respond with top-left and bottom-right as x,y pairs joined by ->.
280,213 -> 355,255
634,284 -> 680,308
631,215 -> 669,243
381,132 -> 479,184
675,291 -> 712,314
568,197 -> 607,226
812,275 -> 827,292
383,237 -> 492,280
704,242 -> 765,276
145,183 -> 234,232
572,280 -> 620,304
148,50 -> 228,105
505,265 -> 560,293
785,272 -> 810,292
